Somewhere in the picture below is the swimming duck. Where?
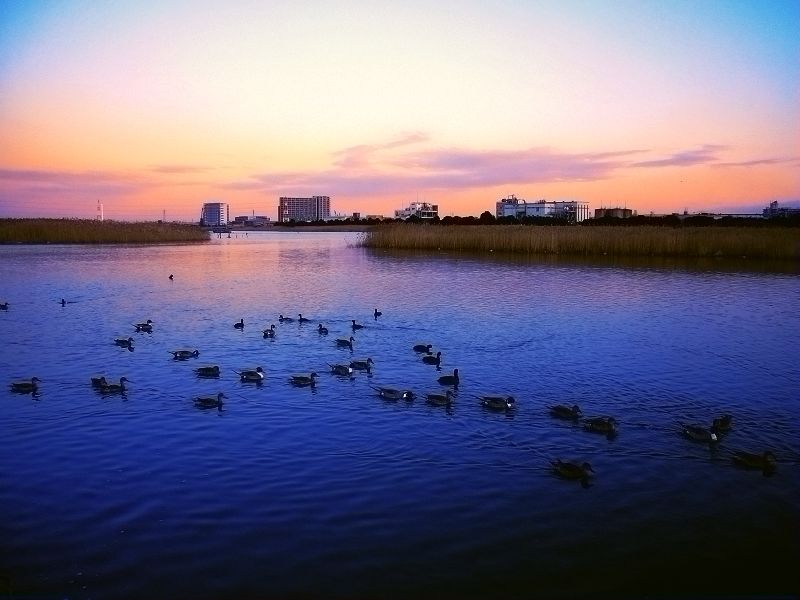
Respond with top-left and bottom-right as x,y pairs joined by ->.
426,390 -> 454,407
238,366 -> 265,382
134,319 -> 153,332
731,450 -> 776,473
234,318 -> 244,329
170,349 -> 199,360
329,363 -> 354,376
584,416 -> 618,437
422,351 -> 442,366
351,320 -> 364,330
413,343 -> 432,353
10,377 -> 40,393
437,369 -> 459,386
279,314 -> 294,323
374,308 -> 382,319
298,314 -> 311,323
169,274 -> 174,280
194,365 -> 221,378
90,375 -> 108,388
680,423 -> 718,443
549,404 -> 582,420
350,358 -> 374,371
372,386 -> 414,401
263,324 -> 276,338
551,460 -> 594,487
100,377 -> 129,394
61,298 -> 67,306
480,395 -> 515,411
712,414 -> 733,433
194,392 -> 225,410
115,337 -> 134,348
336,336 -> 355,350
289,372 -> 318,387
0,301 -> 9,310
318,324 -> 329,335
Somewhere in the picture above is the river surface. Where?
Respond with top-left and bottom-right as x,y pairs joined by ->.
1,231 -> 798,599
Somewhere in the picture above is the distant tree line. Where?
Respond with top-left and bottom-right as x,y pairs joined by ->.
273,212 -> 800,228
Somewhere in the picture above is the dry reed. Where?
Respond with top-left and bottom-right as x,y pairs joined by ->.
361,224 -> 800,260
0,219 -> 210,244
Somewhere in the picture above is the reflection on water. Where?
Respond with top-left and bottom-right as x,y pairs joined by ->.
1,231 -> 798,599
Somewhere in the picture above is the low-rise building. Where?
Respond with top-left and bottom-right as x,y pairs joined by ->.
594,208 -> 635,219
763,201 -> 800,219
395,201 -> 438,220
495,195 -> 589,223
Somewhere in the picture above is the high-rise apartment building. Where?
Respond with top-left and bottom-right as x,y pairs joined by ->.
199,202 -> 229,226
278,196 -> 331,222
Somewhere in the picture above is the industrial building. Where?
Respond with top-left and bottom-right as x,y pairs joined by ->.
278,196 -> 331,222
394,201 -> 439,220
594,207 -> 635,219
763,201 -> 800,219
199,202 -> 229,226
495,195 -> 590,223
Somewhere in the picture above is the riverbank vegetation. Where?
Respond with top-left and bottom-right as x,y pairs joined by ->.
361,223 -> 800,260
0,219 -> 210,244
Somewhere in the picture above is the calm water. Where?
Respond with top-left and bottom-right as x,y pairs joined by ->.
1,231 -> 798,599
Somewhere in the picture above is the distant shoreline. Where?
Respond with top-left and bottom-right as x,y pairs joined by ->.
0,218 -> 210,244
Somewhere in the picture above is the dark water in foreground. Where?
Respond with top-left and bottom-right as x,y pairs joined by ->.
1,232 -> 798,599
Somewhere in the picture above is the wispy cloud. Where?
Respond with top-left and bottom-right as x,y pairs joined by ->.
149,164 -> 215,174
712,157 -> 798,168
631,145 -> 727,168
226,141 -> 645,197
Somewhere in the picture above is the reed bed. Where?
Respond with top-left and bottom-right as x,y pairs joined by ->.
0,219 -> 210,244
361,224 -> 800,260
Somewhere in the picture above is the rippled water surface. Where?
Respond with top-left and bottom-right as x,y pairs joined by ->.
1,231 -> 798,599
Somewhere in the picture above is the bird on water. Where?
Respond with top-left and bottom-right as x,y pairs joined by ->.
437,369 -> 459,386
10,377 -> 40,393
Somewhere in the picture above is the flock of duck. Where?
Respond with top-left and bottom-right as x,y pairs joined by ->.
5,299 -> 779,487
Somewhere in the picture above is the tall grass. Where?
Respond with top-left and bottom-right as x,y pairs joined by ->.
361,224 -> 800,260
0,219 -> 210,244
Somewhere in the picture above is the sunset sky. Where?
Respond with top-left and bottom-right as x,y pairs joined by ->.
1,0 -> 798,221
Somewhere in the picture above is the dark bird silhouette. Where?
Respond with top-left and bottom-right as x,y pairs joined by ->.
234,318 -> 244,329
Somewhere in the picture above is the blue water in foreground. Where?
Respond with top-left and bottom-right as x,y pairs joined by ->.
1,231 -> 798,599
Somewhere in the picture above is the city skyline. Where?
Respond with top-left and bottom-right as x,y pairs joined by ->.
1,1 -> 798,221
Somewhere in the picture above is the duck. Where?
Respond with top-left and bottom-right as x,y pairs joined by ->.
437,369 -> 459,386
318,323 -> 329,335
680,423 -> 718,443
413,343 -> 432,353
422,351 -> 442,366
237,366 -> 265,382
234,318 -> 244,329
350,358 -> 374,371
329,363 -> 354,376
10,377 -> 40,393
61,298 -> 67,307
712,414 -> 733,433
426,390 -> 454,407
194,365 -> 221,378
263,324 -> 276,338
731,450 -> 777,473
134,319 -> 153,332
298,314 -> 311,323
0,301 -> 9,310
374,308 -> 382,319
351,319 -> 364,330
90,375 -> 108,388
479,395 -> 515,411
584,416 -> 618,437
194,392 -> 225,410
289,372 -> 318,387
115,337 -> 134,348
551,460 -> 594,487
549,404 -> 582,420
278,314 -> 294,323
336,336 -> 355,350
170,349 -> 200,360
372,386 -> 414,401
100,377 -> 129,394
169,274 -> 174,280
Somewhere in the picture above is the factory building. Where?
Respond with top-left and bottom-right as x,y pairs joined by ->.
394,201 -> 439,220
495,195 -> 590,223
